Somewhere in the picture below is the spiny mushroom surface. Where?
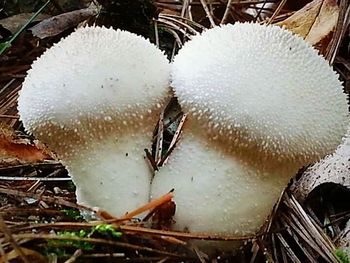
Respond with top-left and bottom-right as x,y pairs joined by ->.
18,26 -> 171,216
151,23 -> 348,249
171,23 -> 348,167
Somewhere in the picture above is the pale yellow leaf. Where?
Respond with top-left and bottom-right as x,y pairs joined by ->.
277,0 -> 339,46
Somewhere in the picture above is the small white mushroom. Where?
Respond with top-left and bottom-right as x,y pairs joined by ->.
151,23 -> 348,249
18,26 -> 171,216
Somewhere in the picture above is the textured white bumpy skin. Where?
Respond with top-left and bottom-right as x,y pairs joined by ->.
19,26 -> 170,131
172,23 -> 348,167
151,122 -> 295,235
72,130 -> 154,213
151,23 -> 349,252
18,26 -> 171,216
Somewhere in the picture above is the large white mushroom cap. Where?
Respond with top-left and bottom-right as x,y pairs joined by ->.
172,23 -> 348,167
19,26 -> 170,143
18,26 -> 171,215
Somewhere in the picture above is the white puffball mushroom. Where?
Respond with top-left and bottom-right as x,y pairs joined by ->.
171,23 -> 348,167
151,23 -> 348,250
18,26 -> 171,216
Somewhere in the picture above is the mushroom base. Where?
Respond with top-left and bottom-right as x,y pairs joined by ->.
151,123 -> 297,251
64,129 -> 154,217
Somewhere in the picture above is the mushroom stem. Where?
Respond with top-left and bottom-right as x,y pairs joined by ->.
69,129 -> 154,216
33,115 -> 160,216
151,120 -> 296,236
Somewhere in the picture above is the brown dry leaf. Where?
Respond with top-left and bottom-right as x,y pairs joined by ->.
0,126 -> 51,162
0,13 -> 50,34
2,247 -> 46,263
276,0 -> 339,46
30,5 -> 98,39
152,200 -> 176,229
158,7 -> 181,16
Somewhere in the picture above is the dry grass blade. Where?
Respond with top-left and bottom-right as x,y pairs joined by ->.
286,211 -> 326,256
159,14 -> 206,30
0,240 -> 9,263
252,0 -> 273,22
11,233 -> 184,258
0,115 -> 19,119
11,222 -> 103,233
145,148 -> 158,171
275,233 -> 301,263
159,15 -> 199,35
120,225 -> 258,241
154,20 -> 160,47
159,236 -> 187,245
325,0 -> 350,63
0,176 -> 70,181
165,27 -> 184,48
63,249 -> 82,263
266,0 -> 287,24
161,113 -> 187,166
155,110 -> 165,165
0,215 -> 30,263
79,253 -> 124,259
0,80 -> 21,127
250,189 -> 285,262
255,238 -> 274,263
192,245 -> 208,263
0,161 -> 63,171
157,18 -> 194,39
0,187 -> 95,213
199,0 -> 216,27
283,207 -> 328,260
270,233 -> 278,263
12,221 -> 258,242
280,214 -> 319,262
265,189 -> 286,234
0,208 -> 62,218
288,195 -> 340,262
118,191 -> 174,221
221,0 -> 233,24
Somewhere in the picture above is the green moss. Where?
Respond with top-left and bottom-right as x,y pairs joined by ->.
335,248 -> 350,263
91,223 -> 122,238
47,230 -> 95,251
61,209 -> 84,221
45,224 -> 122,259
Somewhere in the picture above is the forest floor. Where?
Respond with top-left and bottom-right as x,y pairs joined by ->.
0,0 -> 349,262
